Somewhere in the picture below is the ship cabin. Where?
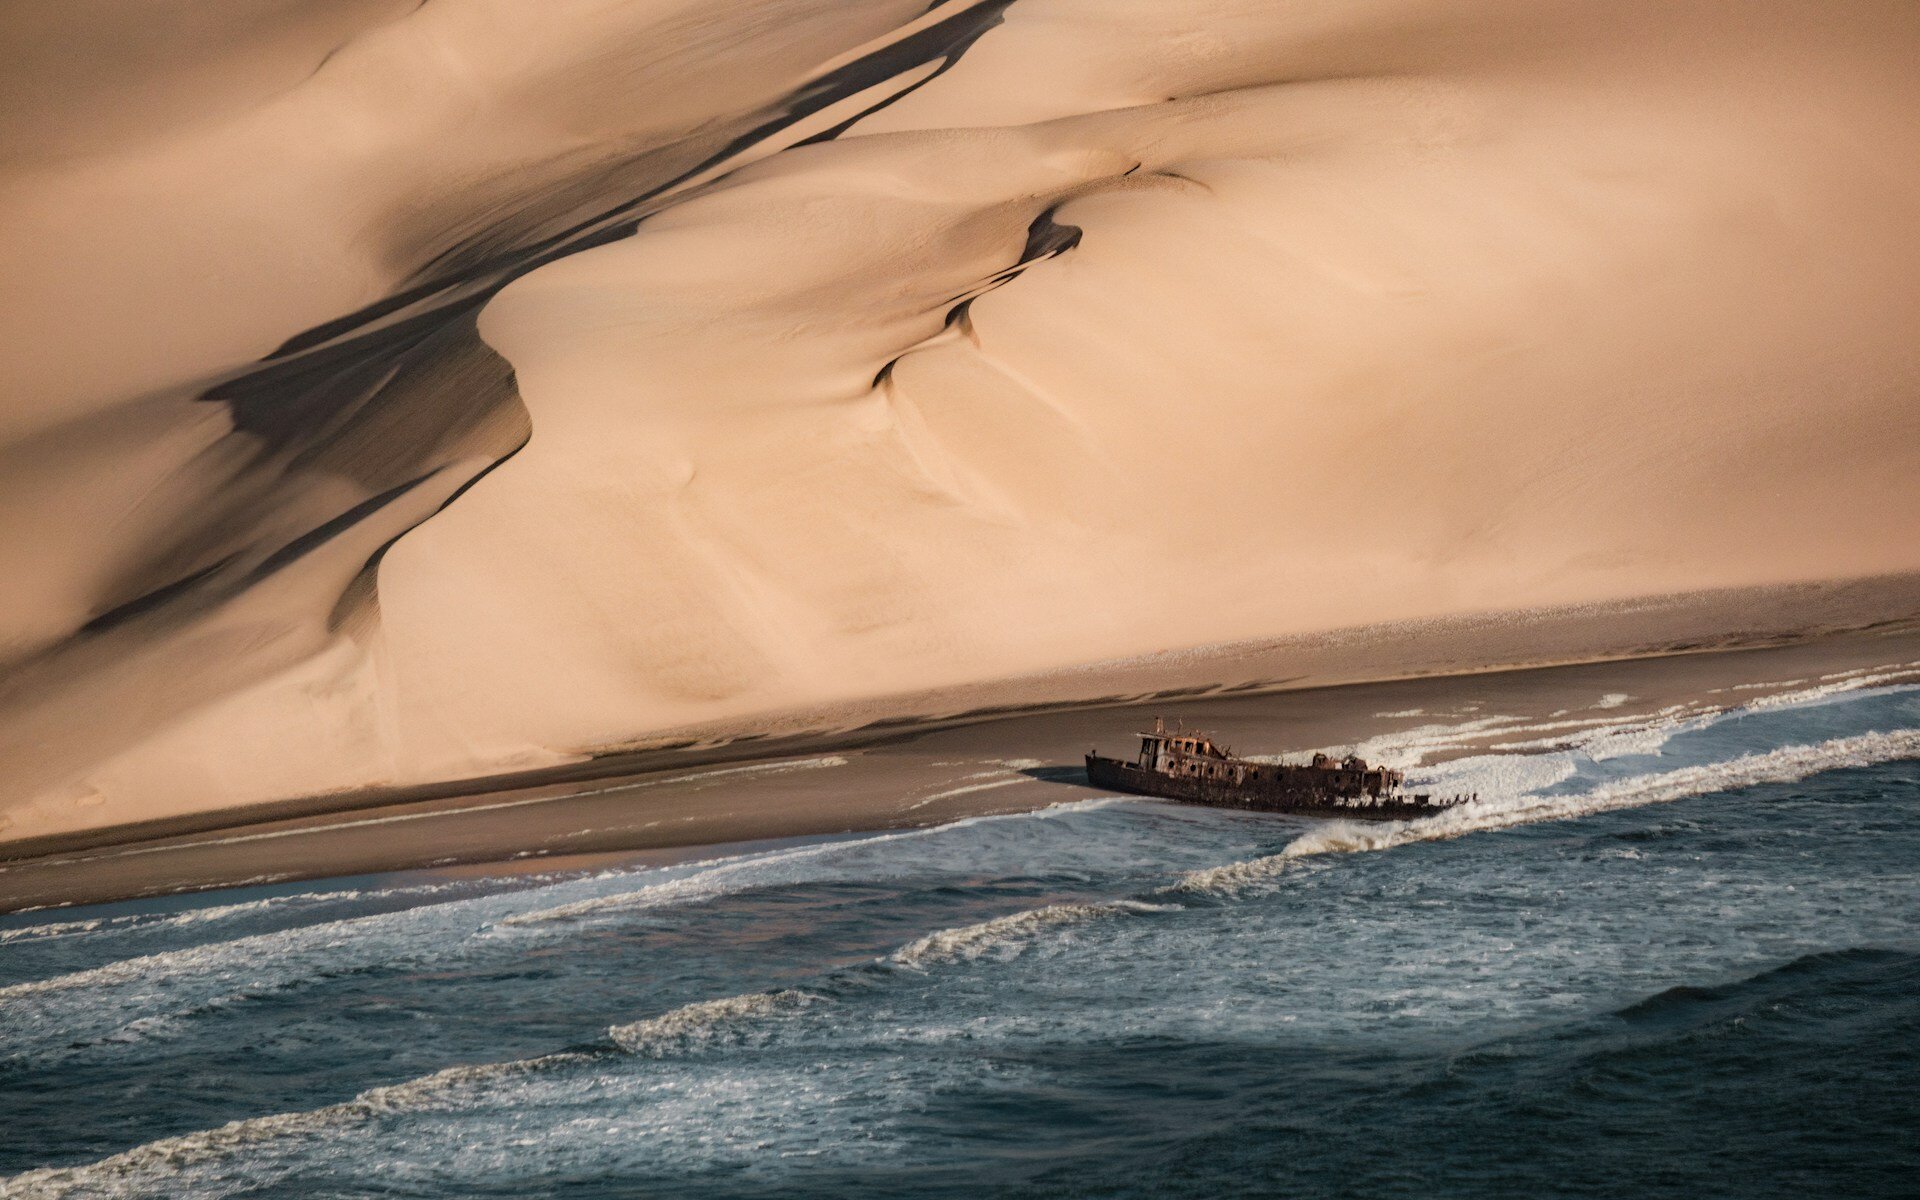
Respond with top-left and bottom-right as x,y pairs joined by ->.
1135,721 -> 1256,784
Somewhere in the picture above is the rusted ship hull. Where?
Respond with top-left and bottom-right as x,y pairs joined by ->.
1084,754 -> 1455,821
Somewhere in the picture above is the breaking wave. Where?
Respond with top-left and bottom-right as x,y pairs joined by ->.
1175,726 -> 1920,895
0,887 -> 388,949
0,915 -> 372,1003
890,899 -> 1180,969
609,989 -> 824,1056
0,916 -> 113,946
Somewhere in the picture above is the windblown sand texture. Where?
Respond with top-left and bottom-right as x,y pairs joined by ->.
3,0 -> 1918,841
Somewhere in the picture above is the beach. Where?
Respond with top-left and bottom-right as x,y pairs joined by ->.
6,591 -> 1915,914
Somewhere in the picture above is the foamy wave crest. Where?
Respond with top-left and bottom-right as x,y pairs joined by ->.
0,876 -> 500,955
1741,669 -> 1920,711
0,916 -> 110,945
0,916 -> 367,1003
1170,848 -> 1321,895
0,1050 -> 589,1199
608,989 -> 822,1057
890,899 -> 1178,969
1321,715 -> 1525,768
1300,705 -> 1702,773
0,888 -> 401,954
1578,715 -> 1700,761
1483,707 -> 1704,761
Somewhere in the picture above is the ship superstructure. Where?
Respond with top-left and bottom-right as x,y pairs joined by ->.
1084,719 -> 1471,820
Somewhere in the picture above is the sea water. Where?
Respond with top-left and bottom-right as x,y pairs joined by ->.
2,683 -> 1917,1198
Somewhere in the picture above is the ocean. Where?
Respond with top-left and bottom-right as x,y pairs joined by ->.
3,680 -> 1917,1198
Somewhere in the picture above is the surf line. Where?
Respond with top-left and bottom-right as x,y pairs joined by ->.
1175,725 -> 1920,894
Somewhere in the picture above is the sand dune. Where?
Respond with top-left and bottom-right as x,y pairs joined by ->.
2,0 -> 1918,842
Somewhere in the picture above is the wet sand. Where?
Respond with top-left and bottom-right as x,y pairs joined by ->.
5,614 -> 1917,915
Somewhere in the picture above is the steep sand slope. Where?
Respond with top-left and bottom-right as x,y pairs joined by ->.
2,0 -> 1918,841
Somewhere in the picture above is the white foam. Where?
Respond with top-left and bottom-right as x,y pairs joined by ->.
608,989 -> 822,1056
1248,715 -> 1526,772
1352,705 -> 1674,765
1336,727 -> 1920,857
7,883 -> 442,948
1412,751 -> 1579,801
1482,708 -> 1706,763
1171,851 -> 1318,896
889,899 -> 1178,969
1174,726 -> 1920,895
1344,715 -> 1527,767
1740,671 -> 1920,711
1579,721 -> 1689,761
0,915 -> 370,1003
0,916 -> 108,945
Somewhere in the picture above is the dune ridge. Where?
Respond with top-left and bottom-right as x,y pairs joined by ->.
2,0 -> 1918,843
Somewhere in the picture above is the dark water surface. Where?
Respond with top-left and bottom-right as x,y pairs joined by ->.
3,685 -> 1917,1197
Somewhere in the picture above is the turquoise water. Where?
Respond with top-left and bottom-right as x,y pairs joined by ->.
3,686 -> 1917,1198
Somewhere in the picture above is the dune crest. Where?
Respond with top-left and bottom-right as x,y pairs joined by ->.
3,0 -> 1918,841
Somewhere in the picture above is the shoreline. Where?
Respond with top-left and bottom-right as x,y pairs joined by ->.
7,572 -> 1917,863
3,583 -> 1918,914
